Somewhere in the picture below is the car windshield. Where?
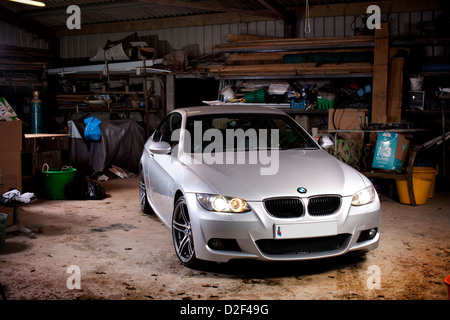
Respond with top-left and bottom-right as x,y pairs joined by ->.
184,112 -> 318,153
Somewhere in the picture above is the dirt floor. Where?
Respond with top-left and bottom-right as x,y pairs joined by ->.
0,176 -> 449,301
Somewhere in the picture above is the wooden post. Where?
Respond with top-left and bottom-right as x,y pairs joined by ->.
371,22 -> 389,124
387,56 -> 404,122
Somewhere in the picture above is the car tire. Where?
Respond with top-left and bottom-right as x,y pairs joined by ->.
139,174 -> 153,215
172,196 -> 202,269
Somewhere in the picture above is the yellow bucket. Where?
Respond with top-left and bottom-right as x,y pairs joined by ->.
412,167 -> 438,198
395,167 -> 437,205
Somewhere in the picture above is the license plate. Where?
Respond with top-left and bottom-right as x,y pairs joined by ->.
274,221 -> 337,239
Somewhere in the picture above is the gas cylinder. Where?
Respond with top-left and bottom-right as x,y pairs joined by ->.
31,90 -> 42,133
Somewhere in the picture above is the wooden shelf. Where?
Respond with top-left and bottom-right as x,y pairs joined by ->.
208,62 -> 373,77
208,23 -> 401,125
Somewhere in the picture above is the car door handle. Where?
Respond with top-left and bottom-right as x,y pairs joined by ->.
149,153 -> 155,159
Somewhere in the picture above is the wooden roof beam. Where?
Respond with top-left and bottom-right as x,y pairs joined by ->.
257,0 -> 291,20
257,0 -> 295,37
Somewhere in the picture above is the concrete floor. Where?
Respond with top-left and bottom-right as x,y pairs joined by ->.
0,176 -> 449,300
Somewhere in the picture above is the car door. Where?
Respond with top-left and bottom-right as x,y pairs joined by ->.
148,112 -> 182,226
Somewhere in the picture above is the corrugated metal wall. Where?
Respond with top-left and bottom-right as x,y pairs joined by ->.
1,10 -> 445,58
0,21 -> 49,49
58,10 -> 446,59
58,20 -> 286,59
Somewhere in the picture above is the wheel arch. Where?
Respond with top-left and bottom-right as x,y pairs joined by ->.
174,190 -> 184,205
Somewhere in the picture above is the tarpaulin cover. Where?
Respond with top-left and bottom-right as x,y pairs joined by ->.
283,51 -> 373,65
68,119 -> 146,175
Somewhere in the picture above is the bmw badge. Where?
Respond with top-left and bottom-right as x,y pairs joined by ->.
297,187 -> 307,194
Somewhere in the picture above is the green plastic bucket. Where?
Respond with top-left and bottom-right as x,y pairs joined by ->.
0,213 -> 7,252
245,88 -> 268,103
41,166 -> 77,200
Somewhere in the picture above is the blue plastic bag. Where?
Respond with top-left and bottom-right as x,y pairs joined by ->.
84,117 -> 102,141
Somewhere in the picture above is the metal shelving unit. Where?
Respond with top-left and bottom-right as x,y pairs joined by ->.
48,59 -> 171,137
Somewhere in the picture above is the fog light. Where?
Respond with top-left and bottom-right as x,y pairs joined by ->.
208,238 -> 224,250
207,238 -> 241,252
357,228 -> 378,243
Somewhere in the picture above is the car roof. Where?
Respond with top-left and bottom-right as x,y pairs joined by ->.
174,105 -> 287,117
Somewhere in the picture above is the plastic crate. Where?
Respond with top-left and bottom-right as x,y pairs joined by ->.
317,97 -> 335,109
244,88 -> 268,103
290,100 -> 307,109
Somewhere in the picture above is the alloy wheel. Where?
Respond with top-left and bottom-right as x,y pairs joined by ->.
172,197 -> 196,264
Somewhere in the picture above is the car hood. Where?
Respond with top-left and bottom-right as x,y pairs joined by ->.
181,149 -> 367,201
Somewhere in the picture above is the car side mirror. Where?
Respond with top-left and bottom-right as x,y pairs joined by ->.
149,141 -> 172,155
318,134 -> 334,150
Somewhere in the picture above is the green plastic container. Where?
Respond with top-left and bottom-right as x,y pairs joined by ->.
317,97 -> 335,109
0,213 -> 7,251
245,88 -> 268,103
41,167 -> 77,200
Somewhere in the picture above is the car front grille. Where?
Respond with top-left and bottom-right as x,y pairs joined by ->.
307,196 -> 341,216
263,196 -> 341,218
255,234 -> 350,255
264,198 -> 304,218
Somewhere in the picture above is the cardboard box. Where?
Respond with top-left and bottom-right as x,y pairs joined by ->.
0,120 -> 23,152
372,132 -> 410,173
328,109 -> 367,130
328,109 -> 367,147
0,120 -> 23,197
0,151 -> 21,193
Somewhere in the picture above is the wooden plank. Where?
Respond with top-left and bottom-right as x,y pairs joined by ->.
387,56 -> 404,122
217,35 -> 375,47
227,52 -> 285,64
214,35 -> 375,53
371,22 -> 389,123
208,62 -> 373,76
227,47 -> 374,63
24,134 -> 71,139
227,34 -> 280,43
56,94 -> 89,102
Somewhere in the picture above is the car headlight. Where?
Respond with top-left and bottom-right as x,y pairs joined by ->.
196,194 -> 251,213
351,185 -> 376,206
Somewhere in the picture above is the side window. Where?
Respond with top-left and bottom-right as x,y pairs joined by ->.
152,116 -> 168,142
153,113 -> 182,148
169,113 -> 182,148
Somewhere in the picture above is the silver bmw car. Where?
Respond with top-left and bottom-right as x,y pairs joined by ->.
139,106 -> 380,268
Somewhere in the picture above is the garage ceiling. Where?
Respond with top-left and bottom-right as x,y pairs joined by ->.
2,0 -> 439,30
0,0 -> 446,44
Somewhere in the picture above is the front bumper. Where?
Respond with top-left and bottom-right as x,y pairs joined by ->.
184,193 -> 381,263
